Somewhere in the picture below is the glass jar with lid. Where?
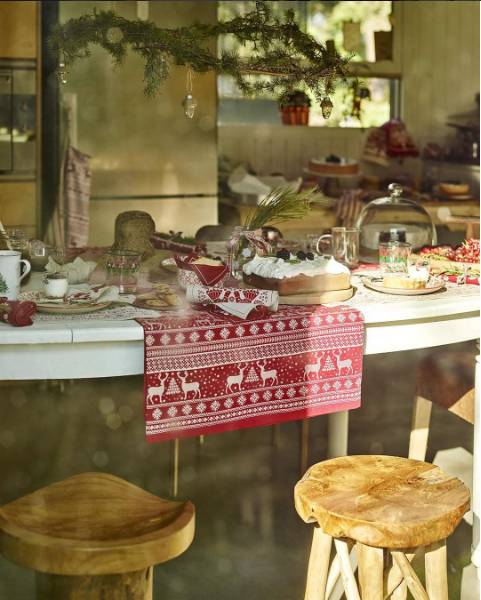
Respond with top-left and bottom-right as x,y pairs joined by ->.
355,183 -> 437,263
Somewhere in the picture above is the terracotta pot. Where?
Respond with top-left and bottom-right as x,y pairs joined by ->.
280,106 -> 309,126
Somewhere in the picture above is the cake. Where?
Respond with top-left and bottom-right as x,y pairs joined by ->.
383,265 -> 430,290
308,155 -> 359,176
243,253 -> 350,295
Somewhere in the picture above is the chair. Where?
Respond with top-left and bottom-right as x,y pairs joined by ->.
409,350 -> 474,461
295,455 -> 469,600
0,472 -> 195,599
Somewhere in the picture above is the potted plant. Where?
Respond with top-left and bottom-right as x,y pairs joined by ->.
278,90 -> 311,126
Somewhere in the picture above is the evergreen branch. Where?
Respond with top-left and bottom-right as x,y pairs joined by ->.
49,2 -> 350,102
244,187 -> 315,230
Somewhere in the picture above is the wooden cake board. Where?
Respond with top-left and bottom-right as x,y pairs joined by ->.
279,287 -> 354,305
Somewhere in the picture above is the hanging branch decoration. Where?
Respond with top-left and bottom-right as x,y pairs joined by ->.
48,1 -> 351,110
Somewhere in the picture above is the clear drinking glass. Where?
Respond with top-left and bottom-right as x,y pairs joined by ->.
105,250 -> 141,293
379,241 -> 412,274
317,227 -> 360,269
6,228 -> 29,258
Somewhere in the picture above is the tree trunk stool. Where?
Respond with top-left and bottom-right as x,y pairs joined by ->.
295,455 -> 470,600
0,472 -> 195,599
409,350 -> 474,461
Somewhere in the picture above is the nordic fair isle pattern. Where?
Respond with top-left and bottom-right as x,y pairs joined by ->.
138,305 -> 364,442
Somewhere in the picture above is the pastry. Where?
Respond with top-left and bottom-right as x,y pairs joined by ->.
383,265 -> 429,289
383,275 -> 425,289
243,251 -> 350,295
438,182 -> 469,196
135,283 -> 180,309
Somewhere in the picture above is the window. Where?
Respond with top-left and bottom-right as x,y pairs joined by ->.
217,1 -> 398,127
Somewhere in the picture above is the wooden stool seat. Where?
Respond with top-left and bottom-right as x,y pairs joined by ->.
295,455 -> 469,549
0,473 -> 195,599
295,456 -> 470,600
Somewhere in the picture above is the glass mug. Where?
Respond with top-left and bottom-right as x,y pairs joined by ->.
379,241 -> 412,274
317,227 -> 360,269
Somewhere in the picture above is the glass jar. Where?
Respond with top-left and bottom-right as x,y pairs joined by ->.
105,250 -> 141,293
6,228 -> 29,259
355,183 -> 437,263
227,226 -> 258,280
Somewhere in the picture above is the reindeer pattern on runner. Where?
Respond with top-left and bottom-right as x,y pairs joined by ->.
139,305 -> 365,441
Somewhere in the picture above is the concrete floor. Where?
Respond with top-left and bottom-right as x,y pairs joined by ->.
0,341 -> 475,599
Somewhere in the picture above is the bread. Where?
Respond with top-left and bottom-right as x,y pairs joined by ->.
439,182 -> 469,196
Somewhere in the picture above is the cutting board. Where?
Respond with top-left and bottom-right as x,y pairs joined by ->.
279,287 -> 354,305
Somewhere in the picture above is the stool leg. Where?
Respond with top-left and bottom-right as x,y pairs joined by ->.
391,551 -> 428,600
334,539 -> 361,600
425,540 -> 448,600
389,581 -> 407,600
384,550 -> 416,599
271,424 -> 281,448
304,527 -> 332,600
171,438 -> 180,498
300,420 -> 309,475
328,412 -> 348,458
408,395 -> 432,461
357,543 -> 383,600
36,567 -> 153,600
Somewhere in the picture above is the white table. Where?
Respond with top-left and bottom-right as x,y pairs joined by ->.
1,278 -> 480,594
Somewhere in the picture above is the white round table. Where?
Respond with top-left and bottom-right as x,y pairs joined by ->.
1,277 -> 479,591
1,276 -> 478,380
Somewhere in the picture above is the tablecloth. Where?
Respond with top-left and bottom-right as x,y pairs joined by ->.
138,304 -> 364,442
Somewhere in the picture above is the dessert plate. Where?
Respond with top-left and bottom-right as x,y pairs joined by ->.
36,301 -> 112,315
362,277 -> 445,296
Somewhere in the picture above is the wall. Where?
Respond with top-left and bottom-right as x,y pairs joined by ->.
59,0 -> 218,244
0,1 -> 38,238
219,1 -> 480,181
401,0 -> 479,149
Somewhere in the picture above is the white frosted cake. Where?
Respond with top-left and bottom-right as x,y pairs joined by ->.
243,254 -> 350,294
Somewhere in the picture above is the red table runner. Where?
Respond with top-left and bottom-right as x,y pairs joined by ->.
138,305 -> 364,443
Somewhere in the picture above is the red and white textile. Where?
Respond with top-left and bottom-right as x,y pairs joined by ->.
185,285 -> 278,318
138,305 -> 364,443
64,146 -> 92,248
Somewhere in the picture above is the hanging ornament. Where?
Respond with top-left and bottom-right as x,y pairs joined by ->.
182,68 -> 197,119
106,26 -> 123,44
57,57 -> 68,85
321,96 -> 333,119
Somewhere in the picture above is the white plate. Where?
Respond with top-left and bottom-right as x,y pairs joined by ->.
36,301 -> 112,315
362,277 -> 445,296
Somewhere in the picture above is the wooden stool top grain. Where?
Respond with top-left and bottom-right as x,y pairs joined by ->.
295,455 -> 469,548
0,472 -> 195,576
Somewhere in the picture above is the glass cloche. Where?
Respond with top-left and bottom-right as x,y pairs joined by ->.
355,183 -> 437,262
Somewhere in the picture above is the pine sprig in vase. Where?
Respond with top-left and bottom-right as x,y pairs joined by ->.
244,186 -> 315,231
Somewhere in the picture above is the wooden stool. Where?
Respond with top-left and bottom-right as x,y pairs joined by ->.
409,351 -> 474,461
0,472 -> 195,599
295,455 -> 469,600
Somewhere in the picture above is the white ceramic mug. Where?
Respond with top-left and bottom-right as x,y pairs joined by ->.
0,250 -> 31,300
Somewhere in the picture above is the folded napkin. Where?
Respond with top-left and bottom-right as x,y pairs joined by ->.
175,253 -> 229,288
64,286 -> 121,304
45,256 -> 97,284
0,300 -> 37,326
186,285 -> 278,319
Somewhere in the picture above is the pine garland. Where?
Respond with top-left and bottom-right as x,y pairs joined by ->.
49,1 -> 350,103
